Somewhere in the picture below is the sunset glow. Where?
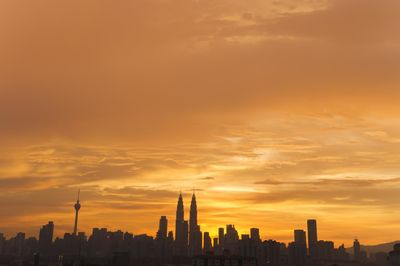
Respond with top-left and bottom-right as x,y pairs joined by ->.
1,0 -> 400,248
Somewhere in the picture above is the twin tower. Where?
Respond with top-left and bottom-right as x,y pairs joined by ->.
175,192 -> 202,256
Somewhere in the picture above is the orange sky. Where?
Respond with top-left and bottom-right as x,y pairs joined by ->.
1,0 -> 400,247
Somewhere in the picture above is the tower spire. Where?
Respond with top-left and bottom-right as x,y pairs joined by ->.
175,192 -> 186,256
189,190 -> 199,255
73,189 -> 81,236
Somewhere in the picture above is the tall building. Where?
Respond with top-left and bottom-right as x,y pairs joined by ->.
16,232 -> 25,257
182,220 -> 189,255
218,227 -> 225,252
157,216 -> 168,240
213,238 -> 219,253
73,189 -> 81,236
189,193 -> 198,236
307,219 -> 318,258
189,193 -> 202,256
290,230 -> 307,266
174,192 -> 188,256
353,239 -> 361,261
250,228 -> 260,243
225,224 -> 239,254
317,240 -> 334,260
262,240 -> 282,266
294,230 -> 306,245
175,192 -> 184,241
156,216 -> 168,258
39,221 -> 54,255
204,232 -> 212,253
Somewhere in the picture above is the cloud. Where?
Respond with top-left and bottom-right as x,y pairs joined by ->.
199,176 -> 215,180
0,0 -> 400,245
255,177 -> 400,187
0,0 -> 399,144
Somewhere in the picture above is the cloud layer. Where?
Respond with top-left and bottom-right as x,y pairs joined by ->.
0,0 -> 400,246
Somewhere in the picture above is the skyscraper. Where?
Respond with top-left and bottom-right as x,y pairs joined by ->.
174,192 -> 188,256
182,220 -> 189,255
16,232 -> 25,257
73,189 -> 81,236
307,219 -> 318,258
189,192 -> 198,236
39,221 -> 54,255
157,216 -> 168,240
189,192 -> 202,256
353,239 -> 361,261
156,216 -> 168,258
175,192 -> 184,241
290,230 -> 307,266
294,230 -> 306,245
250,228 -> 261,243
204,232 -> 212,253
218,227 -> 225,252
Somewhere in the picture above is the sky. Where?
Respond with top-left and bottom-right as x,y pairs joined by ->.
1,0 -> 400,246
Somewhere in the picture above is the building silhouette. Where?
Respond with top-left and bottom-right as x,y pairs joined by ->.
38,221 -> 54,256
353,238 -> 361,261
218,227 -> 225,254
250,228 -> 261,243
157,216 -> 168,240
307,219 -> 318,259
73,189 -> 81,236
203,232 -> 212,253
0,192 -> 389,266
174,192 -> 188,257
289,230 -> 307,266
189,192 -> 202,256
388,244 -> 400,266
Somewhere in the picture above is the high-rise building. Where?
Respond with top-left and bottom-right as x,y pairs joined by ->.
218,227 -> 225,252
294,230 -> 306,245
204,232 -> 212,253
317,240 -> 334,260
156,216 -> 169,258
157,216 -> 168,240
289,230 -> 307,266
213,238 -> 219,253
262,240 -> 282,266
174,193 -> 188,256
175,193 -> 184,241
307,219 -> 318,258
189,192 -> 202,256
73,190 -> 81,236
353,239 -> 361,261
182,220 -> 189,255
39,221 -> 54,255
250,228 -> 261,243
189,193 -> 198,235
225,224 -> 239,254
16,232 -> 25,257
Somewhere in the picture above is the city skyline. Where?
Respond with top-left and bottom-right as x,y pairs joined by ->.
1,182 -> 399,266
1,0 -> 400,250
0,191 -> 396,248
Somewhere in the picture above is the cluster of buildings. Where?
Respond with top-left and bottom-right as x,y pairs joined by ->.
0,192 -> 399,266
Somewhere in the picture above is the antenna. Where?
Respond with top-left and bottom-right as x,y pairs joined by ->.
77,189 -> 80,202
